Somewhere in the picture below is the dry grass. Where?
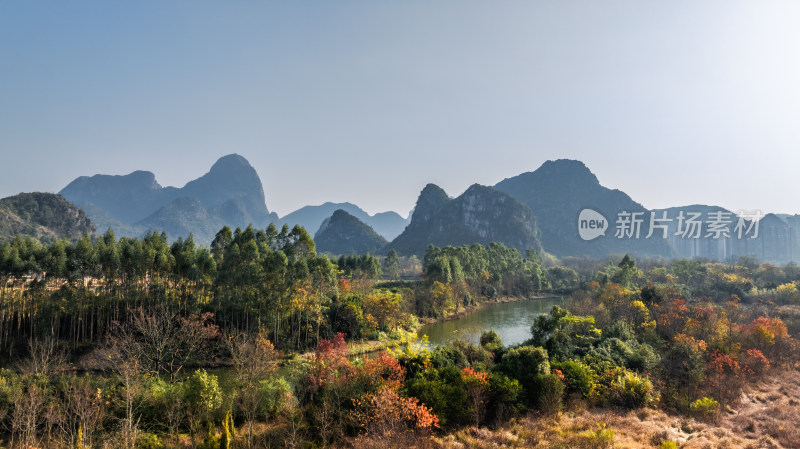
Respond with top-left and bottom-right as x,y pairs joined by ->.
432,367 -> 800,449
720,366 -> 800,449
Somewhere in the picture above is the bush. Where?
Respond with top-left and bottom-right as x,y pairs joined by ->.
136,432 -> 166,449
451,339 -> 494,370
431,345 -> 469,369
184,369 -> 223,431
405,366 -> 471,428
535,373 -> 565,415
628,343 -> 660,372
139,377 -> 185,434
576,423 -> 615,449
689,396 -> 719,420
609,370 -> 655,409
257,377 -> 292,418
480,329 -> 505,359
659,440 -> 678,449
498,346 -> 550,406
487,373 -> 523,422
552,360 -> 595,397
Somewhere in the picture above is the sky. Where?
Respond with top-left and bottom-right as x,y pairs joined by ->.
2,1 -> 800,218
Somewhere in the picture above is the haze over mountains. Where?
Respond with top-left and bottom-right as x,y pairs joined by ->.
0,153 -> 787,264
494,159 -> 674,259
59,154 -> 410,244
60,154 -> 277,243
278,203 -> 409,242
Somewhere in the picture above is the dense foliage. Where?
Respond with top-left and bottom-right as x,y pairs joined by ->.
1,226 -> 799,448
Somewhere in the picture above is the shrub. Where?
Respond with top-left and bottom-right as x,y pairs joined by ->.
628,343 -> 660,372
480,329 -> 505,360
576,423 -> 615,449
535,373 -> 565,415
137,432 -> 166,449
487,373 -> 523,422
405,366 -> 471,428
689,396 -> 719,420
184,369 -> 223,434
609,370 -> 655,409
199,422 -> 218,449
451,339 -> 494,370
552,360 -> 595,397
498,345 -> 550,406
431,345 -> 469,369
659,440 -> 678,449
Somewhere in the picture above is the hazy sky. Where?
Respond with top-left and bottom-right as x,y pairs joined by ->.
2,1 -> 799,217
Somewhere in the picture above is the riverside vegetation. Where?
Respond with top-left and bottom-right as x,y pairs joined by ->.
0,225 -> 798,448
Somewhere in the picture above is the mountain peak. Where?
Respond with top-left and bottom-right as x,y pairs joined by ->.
533,159 -> 599,185
208,154 -> 253,175
387,182 -> 541,256
410,183 -> 450,225
315,209 -> 388,255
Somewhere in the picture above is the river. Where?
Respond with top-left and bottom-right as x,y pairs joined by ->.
417,296 -> 563,346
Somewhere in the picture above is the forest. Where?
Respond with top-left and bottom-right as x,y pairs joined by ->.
0,225 -> 798,448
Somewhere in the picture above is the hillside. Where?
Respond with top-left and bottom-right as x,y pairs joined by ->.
0,192 -> 95,242
314,209 -> 388,255
387,183 -> 542,257
59,154 -> 278,243
495,159 -> 674,259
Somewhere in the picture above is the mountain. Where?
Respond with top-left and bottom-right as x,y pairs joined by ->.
59,154 -> 277,243
0,193 -> 95,242
180,154 -> 273,225
314,209 -> 388,255
278,202 -> 409,240
60,170 -> 175,224
135,197 -> 226,244
387,183 -> 542,257
494,159 -> 674,259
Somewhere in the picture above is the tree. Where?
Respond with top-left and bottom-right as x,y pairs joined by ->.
351,386 -> 439,445
228,331 -> 280,448
362,289 -> 404,332
110,307 -> 220,382
611,254 -> 640,288
383,249 -> 401,281
219,409 -> 232,449
498,346 -> 550,406
184,369 -> 223,440
461,367 -> 491,426
662,334 -> 706,410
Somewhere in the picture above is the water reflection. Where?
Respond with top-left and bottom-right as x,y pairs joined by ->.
417,297 -> 563,346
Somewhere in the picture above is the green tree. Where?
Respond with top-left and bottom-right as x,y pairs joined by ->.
383,249 -> 401,280
184,369 -> 223,438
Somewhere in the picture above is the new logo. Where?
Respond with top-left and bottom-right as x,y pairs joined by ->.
578,209 -> 608,241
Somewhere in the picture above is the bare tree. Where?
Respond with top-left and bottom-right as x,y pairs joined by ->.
228,330 -> 280,448
12,382 -> 46,449
111,306 -> 221,382
17,337 -> 66,377
61,377 -> 107,449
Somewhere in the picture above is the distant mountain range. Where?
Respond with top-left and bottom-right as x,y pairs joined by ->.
0,154 -> 790,263
277,202 -> 409,241
60,154 -> 277,243
0,193 -> 95,242
59,154 -> 410,244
